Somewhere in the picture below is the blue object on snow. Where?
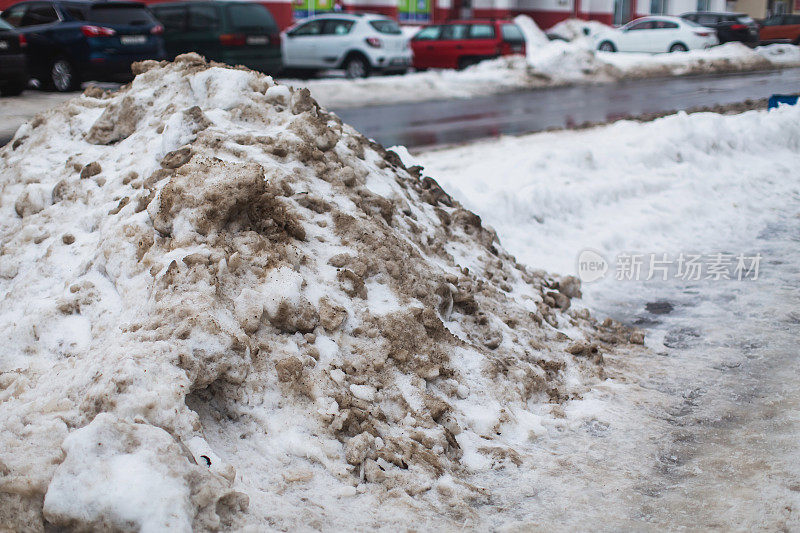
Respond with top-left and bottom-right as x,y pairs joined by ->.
768,94 -> 800,109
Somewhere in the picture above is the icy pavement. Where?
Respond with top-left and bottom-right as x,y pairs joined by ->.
409,107 -> 800,528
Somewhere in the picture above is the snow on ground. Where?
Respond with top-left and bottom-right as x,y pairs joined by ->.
405,104 -> 800,529
407,105 -> 800,278
0,55 -> 638,530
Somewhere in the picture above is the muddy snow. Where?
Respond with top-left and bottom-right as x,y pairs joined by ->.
0,55 -> 642,530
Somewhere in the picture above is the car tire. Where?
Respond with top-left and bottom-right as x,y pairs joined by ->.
669,42 -> 688,53
48,57 -> 81,92
343,55 -> 369,79
598,41 -> 616,52
0,79 -> 27,97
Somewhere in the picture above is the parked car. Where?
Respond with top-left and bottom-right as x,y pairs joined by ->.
0,17 -> 28,95
150,1 -> 281,75
757,14 -> 800,44
410,19 -> 526,70
595,16 -> 718,53
680,12 -> 759,44
0,0 -> 165,91
281,13 -> 411,78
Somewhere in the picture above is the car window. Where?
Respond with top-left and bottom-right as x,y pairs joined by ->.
21,3 -> 59,26
440,24 -> 466,39
322,19 -> 354,35
501,23 -> 524,43
369,19 -> 401,34
188,5 -> 218,31
153,6 -> 186,32
226,4 -> 277,32
0,18 -> 12,29
88,5 -> 155,26
654,20 -> 678,28
762,16 -> 781,25
62,5 -> 87,21
468,23 -> 495,39
414,25 -> 441,40
787,14 -> 800,24
696,14 -> 718,25
735,15 -> 755,24
626,20 -> 654,30
1,4 -> 27,26
291,20 -> 323,36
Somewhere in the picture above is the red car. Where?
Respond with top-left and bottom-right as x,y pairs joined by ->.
411,19 -> 526,70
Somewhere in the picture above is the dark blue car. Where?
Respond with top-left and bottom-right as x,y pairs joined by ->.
0,0 -> 165,91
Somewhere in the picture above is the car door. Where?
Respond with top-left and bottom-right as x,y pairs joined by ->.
316,18 -> 354,69
17,3 -> 61,71
652,20 -> 682,52
284,19 -> 324,66
410,25 -> 441,68
466,22 -> 496,58
784,14 -> 800,42
438,23 -> 466,68
759,15 -> 783,41
618,20 -> 654,52
185,4 -> 222,61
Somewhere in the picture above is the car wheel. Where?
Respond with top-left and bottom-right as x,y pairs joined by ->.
344,56 -> 369,79
0,79 -> 27,97
669,43 -> 688,53
49,57 -> 80,92
598,41 -> 616,52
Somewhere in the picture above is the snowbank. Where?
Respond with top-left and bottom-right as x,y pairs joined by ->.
547,18 -> 613,41
0,55 -> 632,530
409,104 -> 800,280
285,17 -> 800,108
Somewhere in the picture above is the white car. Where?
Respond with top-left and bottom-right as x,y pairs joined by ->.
281,13 -> 412,78
594,16 -> 718,53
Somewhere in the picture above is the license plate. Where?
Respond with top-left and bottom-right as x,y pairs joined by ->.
0,41 -> 8,50
246,36 -> 268,45
120,35 -> 146,45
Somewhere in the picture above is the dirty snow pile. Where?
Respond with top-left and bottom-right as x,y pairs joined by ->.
546,18 -> 613,41
0,55 -> 637,530
287,16 -> 800,108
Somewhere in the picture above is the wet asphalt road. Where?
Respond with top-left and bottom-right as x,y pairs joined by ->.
334,67 -> 800,148
2,68 -> 800,149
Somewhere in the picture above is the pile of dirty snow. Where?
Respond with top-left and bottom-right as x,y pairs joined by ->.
0,55 -> 636,530
546,18 -> 613,41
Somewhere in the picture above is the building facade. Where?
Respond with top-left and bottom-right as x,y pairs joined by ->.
289,0 -> 728,27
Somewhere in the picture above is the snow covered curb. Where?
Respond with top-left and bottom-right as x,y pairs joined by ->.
286,40 -> 800,108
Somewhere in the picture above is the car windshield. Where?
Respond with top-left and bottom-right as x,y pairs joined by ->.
226,4 -> 277,33
0,18 -> 12,30
88,5 -> 155,26
369,19 -> 401,34
501,24 -> 524,43
736,15 -> 755,24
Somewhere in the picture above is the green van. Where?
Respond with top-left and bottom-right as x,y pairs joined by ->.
150,1 -> 282,74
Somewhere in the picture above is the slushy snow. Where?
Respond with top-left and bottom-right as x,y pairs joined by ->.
0,55 -> 637,530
